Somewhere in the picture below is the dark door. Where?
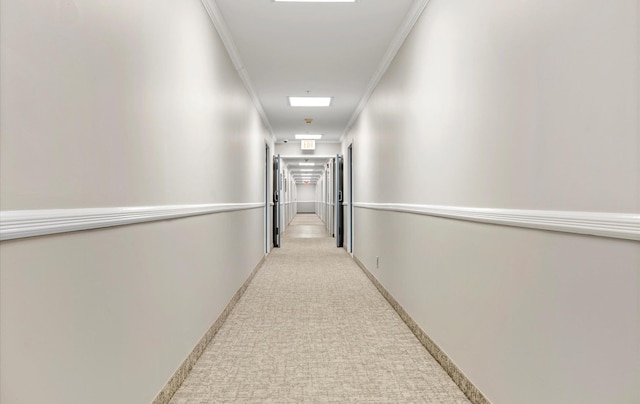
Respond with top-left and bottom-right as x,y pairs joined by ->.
265,144 -> 270,253
272,154 -> 281,248
348,144 -> 353,253
335,154 -> 344,248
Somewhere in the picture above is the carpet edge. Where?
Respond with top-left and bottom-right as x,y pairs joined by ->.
352,255 -> 492,404
150,254 -> 267,404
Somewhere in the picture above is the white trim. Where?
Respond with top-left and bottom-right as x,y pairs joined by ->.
353,202 -> 640,241
200,0 -> 277,144
0,203 -> 264,241
340,0 -> 430,142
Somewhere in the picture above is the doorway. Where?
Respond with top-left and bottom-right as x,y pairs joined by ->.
272,154 -> 281,248
265,144 -> 270,253
335,154 -> 344,248
348,144 -> 353,253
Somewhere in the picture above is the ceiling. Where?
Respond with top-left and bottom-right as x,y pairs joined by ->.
203,0 -> 426,144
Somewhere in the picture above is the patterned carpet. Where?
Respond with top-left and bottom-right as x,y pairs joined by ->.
170,214 -> 470,403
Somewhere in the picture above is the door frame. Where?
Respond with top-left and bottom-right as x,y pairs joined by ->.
348,144 -> 353,253
265,144 -> 269,253
335,154 -> 344,248
272,154 -> 281,248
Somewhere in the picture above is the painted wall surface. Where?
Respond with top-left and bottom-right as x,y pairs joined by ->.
296,184 -> 316,203
296,184 -> 316,213
345,0 -> 640,403
0,0 -> 271,403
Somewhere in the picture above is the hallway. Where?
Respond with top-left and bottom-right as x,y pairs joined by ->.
2,0 -> 639,403
170,214 -> 469,403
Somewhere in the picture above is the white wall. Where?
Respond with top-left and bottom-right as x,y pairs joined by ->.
345,0 -> 640,403
0,0 -> 271,403
296,183 -> 316,202
296,183 -> 316,213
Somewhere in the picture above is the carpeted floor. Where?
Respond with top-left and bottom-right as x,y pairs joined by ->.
170,214 -> 470,403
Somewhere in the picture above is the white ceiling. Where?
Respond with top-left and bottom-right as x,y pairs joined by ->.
204,0 -> 426,144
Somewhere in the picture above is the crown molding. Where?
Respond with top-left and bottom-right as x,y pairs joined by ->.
340,0 -> 431,142
200,0 -> 277,144
0,203 -> 264,241
353,202 -> 640,241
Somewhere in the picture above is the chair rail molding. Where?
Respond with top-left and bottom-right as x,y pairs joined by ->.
0,203 -> 264,241
353,202 -> 640,241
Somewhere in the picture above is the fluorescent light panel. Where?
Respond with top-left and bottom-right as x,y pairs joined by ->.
276,0 -> 355,2
295,134 -> 323,140
299,162 -> 315,166
288,97 -> 331,107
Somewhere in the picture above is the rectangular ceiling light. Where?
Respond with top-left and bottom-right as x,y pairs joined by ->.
275,0 -> 356,3
295,134 -> 323,140
288,97 -> 331,107
299,162 -> 315,166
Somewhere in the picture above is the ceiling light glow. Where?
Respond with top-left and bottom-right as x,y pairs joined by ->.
295,134 -> 323,140
289,97 -> 332,107
299,162 -> 316,166
275,0 -> 355,2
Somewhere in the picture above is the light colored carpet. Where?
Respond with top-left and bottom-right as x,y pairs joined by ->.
170,214 -> 470,403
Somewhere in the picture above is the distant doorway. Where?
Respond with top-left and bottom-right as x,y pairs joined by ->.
272,154 -> 281,248
335,154 -> 344,248
348,144 -> 353,253
265,144 -> 269,253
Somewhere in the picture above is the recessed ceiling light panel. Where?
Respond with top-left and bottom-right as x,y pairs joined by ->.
288,97 -> 332,107
295,134 -> 323,140
275,0 -> 355,2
